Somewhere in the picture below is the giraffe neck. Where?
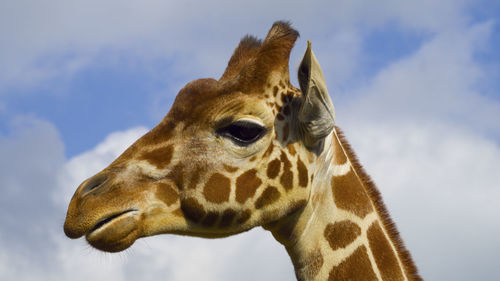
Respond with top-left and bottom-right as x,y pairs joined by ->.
265,127 -> 420,281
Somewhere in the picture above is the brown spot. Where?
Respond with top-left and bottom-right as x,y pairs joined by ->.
368,222 -> 405,280
277,113 -> 285,121
156,183 -> 178,206
236,209 -> 251,224
201,211 -> 219,227
263,143 -> 274,157
266,159 -> 281,179
180,197 -> 206,223
188,165 -> 203,189
167,163 -> 184,189
280,152 -> 293,190
283,105 -> 290,116
281,93 -> 287,103
249,156 -> 257,162
220,209 -> 237,228
255,186 -> 281,209
279,80 -> 286,88
324,221 -> 362,250
223,164 -> 239,173
282,123 -> 289,142
286,143 -> 296,156
264,94 -> 270,99
297,251 -> 324,280
140,145 -> 174,169
333,134 -> 347,165
329,246 -> 378,281
273,86 -> 279,97
287,199 -> 306,216
297,157 -> 308,188
203,173 -> 231,203
236,169 -> 262,204
332,169 -> 373,218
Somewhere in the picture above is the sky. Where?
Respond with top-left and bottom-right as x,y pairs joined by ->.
0,1 -> 499,280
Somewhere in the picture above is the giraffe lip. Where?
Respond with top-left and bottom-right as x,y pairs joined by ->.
85,209 -> 140,252
88,209 -> 138,235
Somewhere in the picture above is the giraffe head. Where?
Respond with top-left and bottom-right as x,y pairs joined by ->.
64,21 -> 335,252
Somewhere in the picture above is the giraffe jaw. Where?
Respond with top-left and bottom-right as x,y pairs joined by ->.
85,209 -> 140,252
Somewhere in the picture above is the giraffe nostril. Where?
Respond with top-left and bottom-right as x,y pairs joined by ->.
81,173 -> 109,195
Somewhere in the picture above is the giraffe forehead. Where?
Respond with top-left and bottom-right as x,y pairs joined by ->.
206,93 -> 277,126
168,74 -> 289,123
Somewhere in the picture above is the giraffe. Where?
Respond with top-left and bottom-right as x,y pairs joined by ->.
64,21 -> 421,281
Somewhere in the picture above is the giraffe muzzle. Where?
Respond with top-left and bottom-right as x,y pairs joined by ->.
85,209 -> 140,252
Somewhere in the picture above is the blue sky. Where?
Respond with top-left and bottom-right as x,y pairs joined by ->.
1,1 -> 499,280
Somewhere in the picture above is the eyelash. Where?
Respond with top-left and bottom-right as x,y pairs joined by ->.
216,120 -> 267,146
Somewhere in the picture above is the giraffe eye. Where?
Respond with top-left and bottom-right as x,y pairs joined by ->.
217,121 -> 267,146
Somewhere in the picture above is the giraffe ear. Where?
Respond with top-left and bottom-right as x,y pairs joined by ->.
297,41 -> 335,149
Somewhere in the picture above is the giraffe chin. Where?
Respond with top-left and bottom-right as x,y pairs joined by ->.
85,210 -> 140,253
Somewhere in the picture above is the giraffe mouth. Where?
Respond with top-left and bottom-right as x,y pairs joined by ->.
89,209 -> 138,234
85,209 -> 140,252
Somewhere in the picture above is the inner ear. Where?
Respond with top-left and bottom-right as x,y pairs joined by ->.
297,41 -> 335,150
298,47 -> 312,95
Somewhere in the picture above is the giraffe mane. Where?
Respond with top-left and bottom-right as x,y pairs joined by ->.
335,126 -> 422,281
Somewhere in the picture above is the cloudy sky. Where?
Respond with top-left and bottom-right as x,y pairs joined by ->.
1,1 -> 499,280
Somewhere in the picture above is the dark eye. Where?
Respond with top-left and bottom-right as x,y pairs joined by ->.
217,120 -> 267,146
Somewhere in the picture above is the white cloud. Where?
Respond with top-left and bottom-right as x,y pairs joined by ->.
339,21 -> 500,135
0,0 -> 473,93
0,116 -> 65,279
